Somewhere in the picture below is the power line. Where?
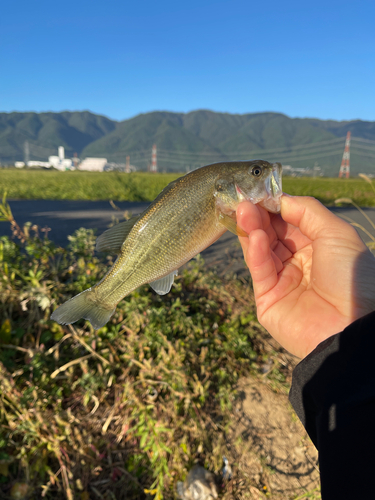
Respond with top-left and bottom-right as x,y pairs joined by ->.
99,146 -> 374,164
157,145 -> 344,161
128,148 -> 344,166
157,137 -> 345,158
350,150 -> 375,160
351,137 -> 375,145
265,150 -> 342,162
4,135 -> 375,170
350,142 -> 375,152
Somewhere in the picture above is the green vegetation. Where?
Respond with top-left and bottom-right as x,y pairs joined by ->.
5,172 -> 375,498
1,109 -> 375,174
284,176 -> 375,206
1,169 -> 375,206
0,111 -> 116,163
0,170 -> 179,202
0,196 -> 300,499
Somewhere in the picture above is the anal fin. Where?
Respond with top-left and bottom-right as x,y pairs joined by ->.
149,270 -> 178,295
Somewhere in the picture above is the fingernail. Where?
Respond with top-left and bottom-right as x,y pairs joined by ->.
282,192 -> 294,197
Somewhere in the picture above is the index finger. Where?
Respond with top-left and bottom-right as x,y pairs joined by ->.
236,201 -> 265,258
270,212 -> 312,254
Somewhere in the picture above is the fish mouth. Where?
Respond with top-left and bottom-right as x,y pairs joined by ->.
259,163 -> 283,213
235,184 -> 246,202
235,162 -> 282,213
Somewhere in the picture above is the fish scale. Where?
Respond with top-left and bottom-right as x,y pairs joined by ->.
51,160 -> 282,329
97,165 -> 225,305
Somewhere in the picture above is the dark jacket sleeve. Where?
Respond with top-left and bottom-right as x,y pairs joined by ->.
289,311 -> 375,499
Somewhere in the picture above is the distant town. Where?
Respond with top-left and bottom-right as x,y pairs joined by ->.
2,110 -> 375,177
14,145 -> 139,173
13,145 -> 328,177
11,139 -> 369,179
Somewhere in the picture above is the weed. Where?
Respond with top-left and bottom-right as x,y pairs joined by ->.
1,170 -> 375,205
0,194 -> 293,499
335,173 -> 375,250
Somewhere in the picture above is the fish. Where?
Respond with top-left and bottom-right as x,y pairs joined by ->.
51,160 -> 282,329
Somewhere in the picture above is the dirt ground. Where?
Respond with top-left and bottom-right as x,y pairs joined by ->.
224,377 -> 320,499
202,237 -> 321,499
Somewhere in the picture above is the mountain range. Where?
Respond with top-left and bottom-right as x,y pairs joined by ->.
1,110 -> 375,176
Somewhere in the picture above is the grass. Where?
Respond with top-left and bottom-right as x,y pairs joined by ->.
0,170 -> 179,202
284,176 -> 375,206
0,195 -> 298,500
3,170 -> 375,499
0,169 -> 375,206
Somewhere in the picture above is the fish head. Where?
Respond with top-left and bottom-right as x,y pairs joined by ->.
232,160 -> 283,213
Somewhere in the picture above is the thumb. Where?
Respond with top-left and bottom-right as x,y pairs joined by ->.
281,195 -> 362,244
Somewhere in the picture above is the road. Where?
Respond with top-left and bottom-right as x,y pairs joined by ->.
1,199 -> 375,277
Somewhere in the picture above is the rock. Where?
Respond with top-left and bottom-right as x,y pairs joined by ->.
177,465 -> 218,500
10,483 -> 29,500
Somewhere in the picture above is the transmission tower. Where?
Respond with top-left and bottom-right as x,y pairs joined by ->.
338,132 -> 351,178
150,144 -> 157,172
24,141 -> 30,164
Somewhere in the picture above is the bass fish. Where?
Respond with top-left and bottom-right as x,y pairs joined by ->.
51,160 -> 282,329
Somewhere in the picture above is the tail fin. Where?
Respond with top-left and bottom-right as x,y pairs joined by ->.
50,288 -> 115,330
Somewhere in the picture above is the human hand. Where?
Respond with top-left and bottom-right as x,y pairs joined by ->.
237,195 -> 375,359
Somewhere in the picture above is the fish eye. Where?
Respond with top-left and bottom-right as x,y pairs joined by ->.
251,165 -> 262,177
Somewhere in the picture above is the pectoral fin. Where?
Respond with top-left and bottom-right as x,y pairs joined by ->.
218,213 -> 248,237
96,215 -> 140,254
149,270 -> 178,295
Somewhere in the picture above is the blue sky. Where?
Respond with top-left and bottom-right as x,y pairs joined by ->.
1,0 -> 374,122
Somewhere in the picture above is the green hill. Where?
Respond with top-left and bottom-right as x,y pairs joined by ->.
82,110 -> 338,162
82,110 -> 375,175
0,111 -> 117,163
1,110 -> 375,176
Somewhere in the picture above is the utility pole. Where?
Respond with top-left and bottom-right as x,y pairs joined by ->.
338,132 -> 351,178
73,152 -> 79,168
150,144 -> 157,172
24,141 -> 30,165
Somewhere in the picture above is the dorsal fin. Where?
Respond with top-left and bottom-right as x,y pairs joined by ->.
148,178 -> 180,206
96,215 -> 140,254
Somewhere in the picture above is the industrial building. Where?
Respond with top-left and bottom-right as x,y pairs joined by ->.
48,146 -> 73,170
78,157 -> 108,172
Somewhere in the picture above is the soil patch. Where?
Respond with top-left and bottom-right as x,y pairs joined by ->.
226,377 -> 320,499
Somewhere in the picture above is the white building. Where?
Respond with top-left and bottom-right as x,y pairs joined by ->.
14,145 -> 74,170
79,158 -> 108,172
27,161 -> 52,168
48,157 -> 73,170
48,146 -> 73,170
